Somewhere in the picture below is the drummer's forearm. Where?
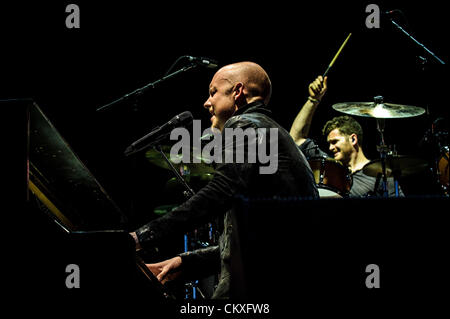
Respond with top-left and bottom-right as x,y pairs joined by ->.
289,98 -> 321,145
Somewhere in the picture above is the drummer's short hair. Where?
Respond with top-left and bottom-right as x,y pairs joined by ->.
322,115 -> 364,145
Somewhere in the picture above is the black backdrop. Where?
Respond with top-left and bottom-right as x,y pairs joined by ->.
4,1 -> 447,229
1,0 -> 449,309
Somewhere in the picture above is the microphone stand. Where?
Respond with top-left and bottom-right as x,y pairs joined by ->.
154,144 -> 204,299
154,144 -> 196,199
388,15 -> 446,197
96,63 -> 198,112
388,18 -> 445,66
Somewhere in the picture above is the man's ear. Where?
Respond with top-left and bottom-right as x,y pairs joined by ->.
350,133 -> 358,146
233,82 -> 244,101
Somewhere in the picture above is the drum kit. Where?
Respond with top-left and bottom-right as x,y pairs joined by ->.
308,156 -> 352,198
140,95 -> 448,300
309,95 -> 448,198
305,30 -> 447,198
144,95 -> 448,201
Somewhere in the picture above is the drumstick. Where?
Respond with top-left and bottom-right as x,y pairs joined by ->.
323,33 -> 352,77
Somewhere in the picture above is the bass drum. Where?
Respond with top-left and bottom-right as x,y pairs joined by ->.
308,157 -> 352,198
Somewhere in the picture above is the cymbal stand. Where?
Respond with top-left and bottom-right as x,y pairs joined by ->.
374,96 -> 390,197
376,121 -> 389,197
375,122 -> 403,197
392,170 -> 401,197
390,144 -> 401,197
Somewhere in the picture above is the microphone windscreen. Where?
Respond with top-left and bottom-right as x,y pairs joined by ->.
172,111 -> 193,126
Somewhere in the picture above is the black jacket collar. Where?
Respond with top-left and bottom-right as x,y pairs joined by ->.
234,100 -> 272,117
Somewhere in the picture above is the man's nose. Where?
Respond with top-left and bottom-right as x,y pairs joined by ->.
203,98 -> 211,109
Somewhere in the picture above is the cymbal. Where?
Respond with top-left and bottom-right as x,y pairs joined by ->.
145,146 -> 215,175
362,156 -> 429,178
332,102 -> 425,119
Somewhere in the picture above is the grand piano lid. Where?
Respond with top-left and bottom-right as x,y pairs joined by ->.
28,101 -> 127,230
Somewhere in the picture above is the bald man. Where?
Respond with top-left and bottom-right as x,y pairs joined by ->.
131,62 -> 318,299
205,62 -> 273,131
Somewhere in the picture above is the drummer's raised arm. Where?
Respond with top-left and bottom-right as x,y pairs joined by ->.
290,76 -> 328,146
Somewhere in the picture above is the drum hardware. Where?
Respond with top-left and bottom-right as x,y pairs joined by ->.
363,155 -> 429,196
165,173 -> 214,193
145,146 -> 215,175
372,173 -> 383,197
438,146 -> 449,195
363,156 -> 429,178
363,155 -> 429,178
374,106 -> 389,197
386,14 -> 446,194
149,144 -> 198,298
420,117 -> 449,196
333,95 -> 428,197
149,144 -> 219,299
308,156 -> 352,198
433,120 -> 448,196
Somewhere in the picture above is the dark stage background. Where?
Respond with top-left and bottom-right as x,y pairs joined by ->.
1,0 -> 449,313
2,1 -> 448,226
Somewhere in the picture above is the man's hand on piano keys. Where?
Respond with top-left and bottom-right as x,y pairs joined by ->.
146,256 -> 182,284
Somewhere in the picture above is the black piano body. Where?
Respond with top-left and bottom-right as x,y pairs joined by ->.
4,99 -> 175,310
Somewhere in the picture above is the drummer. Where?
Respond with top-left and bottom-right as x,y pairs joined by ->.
290,75 -> 403,197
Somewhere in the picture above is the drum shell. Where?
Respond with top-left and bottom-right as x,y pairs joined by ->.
438,150 -> 449,188
308,157 -> 352,197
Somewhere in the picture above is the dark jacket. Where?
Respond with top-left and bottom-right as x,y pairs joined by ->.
135,101 -> 319,298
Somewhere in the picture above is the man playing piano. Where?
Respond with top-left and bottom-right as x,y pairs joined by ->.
129,61 -> 318,299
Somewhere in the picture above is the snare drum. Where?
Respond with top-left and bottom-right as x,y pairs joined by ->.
308,157 -> 352,198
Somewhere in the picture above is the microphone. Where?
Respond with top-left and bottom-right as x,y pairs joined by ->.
186,56 -> 219,69
124,111 -> 193,155
384,9 -> 401,16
